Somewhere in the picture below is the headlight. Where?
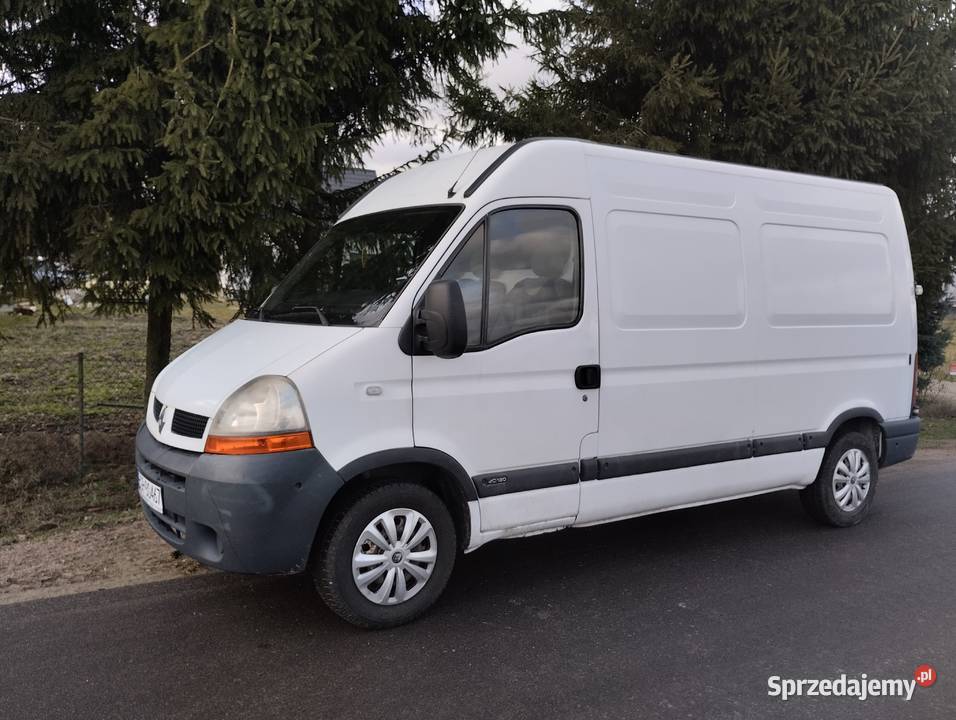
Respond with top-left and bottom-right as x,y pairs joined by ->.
204,376 -> 313,455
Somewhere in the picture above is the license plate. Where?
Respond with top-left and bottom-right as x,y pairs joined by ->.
138,471 -> 164,515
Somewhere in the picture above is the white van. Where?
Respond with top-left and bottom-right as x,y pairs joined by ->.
136,138 -> 921,627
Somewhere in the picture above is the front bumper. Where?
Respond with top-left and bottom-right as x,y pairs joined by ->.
134,424 -> 343,574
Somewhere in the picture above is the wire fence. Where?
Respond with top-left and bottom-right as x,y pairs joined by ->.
0,352 -> 146,480
76,351 -> 145,474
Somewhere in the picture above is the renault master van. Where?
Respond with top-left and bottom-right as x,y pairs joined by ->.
136,138 -> 921,627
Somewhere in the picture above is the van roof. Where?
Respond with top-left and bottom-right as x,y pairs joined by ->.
341,137 -> 893,221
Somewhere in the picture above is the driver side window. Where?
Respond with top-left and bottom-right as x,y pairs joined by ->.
439,208 -> 581,349
439,222 -> 485,348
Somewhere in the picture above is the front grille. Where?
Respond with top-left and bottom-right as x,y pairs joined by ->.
145,505 -> 186,542
171,409 -> 209,438
139,458 -> 186,490
153,396 -> 163,421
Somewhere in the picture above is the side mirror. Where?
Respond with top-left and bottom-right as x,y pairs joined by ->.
417,280 -> 467,359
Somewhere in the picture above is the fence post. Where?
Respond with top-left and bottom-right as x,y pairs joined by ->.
78,351 -> 85,478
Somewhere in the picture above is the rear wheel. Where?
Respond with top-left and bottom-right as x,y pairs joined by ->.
313,482 -> 456,628
800,430 -> 878,527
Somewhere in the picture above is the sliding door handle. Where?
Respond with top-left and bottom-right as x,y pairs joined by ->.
574,365 -> 601,390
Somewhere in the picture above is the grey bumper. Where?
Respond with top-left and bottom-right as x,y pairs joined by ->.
134,424 -> 343,574
881,416 -> 921,468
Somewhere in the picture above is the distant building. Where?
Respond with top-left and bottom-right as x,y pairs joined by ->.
327,167 -> 376,192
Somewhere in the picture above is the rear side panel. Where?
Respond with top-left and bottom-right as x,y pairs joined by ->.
748,180 -> 915,434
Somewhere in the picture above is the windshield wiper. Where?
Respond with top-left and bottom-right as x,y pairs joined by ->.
292,305 -> 330,326
260,306 -> 331,326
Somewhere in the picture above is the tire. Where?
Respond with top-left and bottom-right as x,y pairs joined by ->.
800,430 -> 879,527
313,482 -> 457,628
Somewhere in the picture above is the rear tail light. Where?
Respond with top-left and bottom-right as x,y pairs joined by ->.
911,351 -> 919,416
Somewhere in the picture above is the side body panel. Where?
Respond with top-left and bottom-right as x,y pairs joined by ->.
579,152 -> 761,523
578,147 -> 914,525
290,327 -> 414,472
749,186 -> 915,433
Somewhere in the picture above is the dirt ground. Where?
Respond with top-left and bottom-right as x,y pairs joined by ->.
0,515 -> 207,606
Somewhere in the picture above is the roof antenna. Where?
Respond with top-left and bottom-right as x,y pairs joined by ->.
447,147 -> 481,198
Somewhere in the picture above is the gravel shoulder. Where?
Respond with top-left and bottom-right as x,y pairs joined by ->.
0,514 -> 206,606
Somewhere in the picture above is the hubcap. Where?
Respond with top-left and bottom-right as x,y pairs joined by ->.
351,508 -> 438,605
832,448 -> 871,512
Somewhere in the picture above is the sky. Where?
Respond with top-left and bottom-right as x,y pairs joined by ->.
361,0 -> 561,175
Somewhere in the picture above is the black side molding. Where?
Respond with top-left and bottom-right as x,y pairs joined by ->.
598,440 -> 753,480
580,457 -> 600,482
804,408 -> 885,450
345,409 -> 912,501
753,433 -> 805,457
473,462 -> 579,498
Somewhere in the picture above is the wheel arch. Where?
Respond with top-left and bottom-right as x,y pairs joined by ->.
315,448 -> 476,556
812,407 -> 884,456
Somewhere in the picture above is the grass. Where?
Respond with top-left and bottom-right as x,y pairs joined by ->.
921,417 -> 956,442
0,303 -> 235,430
918,314 -> 956,446
0,303 -> 235,541
0,434 -> 141,543
944,315 -> 956,371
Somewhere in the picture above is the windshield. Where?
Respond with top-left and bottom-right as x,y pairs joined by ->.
256,205 -> 462,326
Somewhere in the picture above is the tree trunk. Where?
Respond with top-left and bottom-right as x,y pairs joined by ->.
144,283 -> 174,403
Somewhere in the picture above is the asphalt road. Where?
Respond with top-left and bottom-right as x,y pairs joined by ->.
2,450 -> 954,720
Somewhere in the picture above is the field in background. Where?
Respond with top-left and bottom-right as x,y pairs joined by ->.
0,303 -> 235,428
0,304 -> 235,542
921,314 -> 956,444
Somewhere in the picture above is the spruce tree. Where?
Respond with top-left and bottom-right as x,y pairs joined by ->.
1,0 -> 524,395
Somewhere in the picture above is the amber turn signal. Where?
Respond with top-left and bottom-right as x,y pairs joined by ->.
204,431 -> 313,455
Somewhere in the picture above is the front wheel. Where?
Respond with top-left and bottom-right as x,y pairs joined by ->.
313,482 -> 457,628
800,430 -> 879,527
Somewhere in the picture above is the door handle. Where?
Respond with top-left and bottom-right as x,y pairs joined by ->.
574,365 -> 601,390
